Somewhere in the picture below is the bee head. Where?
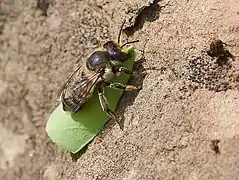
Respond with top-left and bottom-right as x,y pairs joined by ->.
103,40 -> 129,62
86,51 -> 109,71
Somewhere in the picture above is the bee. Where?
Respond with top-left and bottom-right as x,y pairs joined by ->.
58,20 -> 139,122
207,38 -> 234,66
207,38 -> 233,58
210,139 -> 220,154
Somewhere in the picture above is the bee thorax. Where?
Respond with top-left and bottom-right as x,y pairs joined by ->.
102,67 -> 115,82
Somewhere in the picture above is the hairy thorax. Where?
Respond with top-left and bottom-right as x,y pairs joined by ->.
102,66 -> 115,82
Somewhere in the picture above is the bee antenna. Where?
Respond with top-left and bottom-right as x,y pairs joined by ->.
120,40 -> 139,48
118,20 -> 126,43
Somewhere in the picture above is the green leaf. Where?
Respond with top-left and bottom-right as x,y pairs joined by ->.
45,47 -> 136,153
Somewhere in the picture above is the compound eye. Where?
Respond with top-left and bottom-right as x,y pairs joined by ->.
86,51 -> 109,70
103,41 -> 114,49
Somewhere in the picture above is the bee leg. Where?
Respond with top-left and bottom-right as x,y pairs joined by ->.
97,82 -> 122,128
108,82 -> 141,91
117,67 -> 133,75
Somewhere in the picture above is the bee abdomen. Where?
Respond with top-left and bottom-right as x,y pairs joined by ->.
62,97 -> 86,113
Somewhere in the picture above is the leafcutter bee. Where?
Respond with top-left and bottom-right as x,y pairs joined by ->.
58,20 -> 139,123
207,38 -> 233,58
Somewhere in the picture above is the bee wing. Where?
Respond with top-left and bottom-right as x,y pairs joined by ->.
60,68 -> 102,112
58,66 -> 82,100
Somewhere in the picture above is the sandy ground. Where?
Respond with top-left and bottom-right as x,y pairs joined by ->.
0,0 -> 239,179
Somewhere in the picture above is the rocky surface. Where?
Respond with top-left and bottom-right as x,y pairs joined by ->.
0,0 -> 239,179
